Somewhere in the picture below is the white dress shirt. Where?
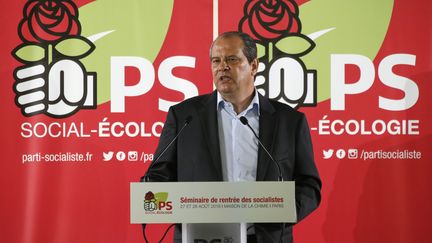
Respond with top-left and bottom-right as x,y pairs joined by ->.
217,91 -> 260,182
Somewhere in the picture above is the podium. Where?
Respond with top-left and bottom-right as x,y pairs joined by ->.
131,181 -> 296,243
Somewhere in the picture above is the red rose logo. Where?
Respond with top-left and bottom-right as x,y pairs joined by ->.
145,191 -> 155,201
12,0 -> 96,118
240,0 -> 301,41
18,0 -> 81,43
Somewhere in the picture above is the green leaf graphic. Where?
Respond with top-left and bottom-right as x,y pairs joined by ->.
154,192 -> 168,202
256,43 -> 266,59
275,35 -> 314,55
14,44 -> 45,62
300,0 -> 394,102
79,0 -> 174,105
55,37 -> 94,57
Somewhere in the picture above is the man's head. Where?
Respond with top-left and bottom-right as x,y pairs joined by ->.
210,31 -> 259,102
210,31 -> 258,63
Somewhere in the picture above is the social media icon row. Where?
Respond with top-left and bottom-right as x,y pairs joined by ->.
322,149 -> 358,159
103,151 -> 139,161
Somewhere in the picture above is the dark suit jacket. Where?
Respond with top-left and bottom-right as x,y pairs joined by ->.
145,91 -> 321,243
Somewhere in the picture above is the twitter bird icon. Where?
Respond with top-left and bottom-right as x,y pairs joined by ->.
323,149 -> 334,159
103,151 -> 114,161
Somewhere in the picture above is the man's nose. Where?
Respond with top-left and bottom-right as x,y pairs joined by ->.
218,60 -> 230,71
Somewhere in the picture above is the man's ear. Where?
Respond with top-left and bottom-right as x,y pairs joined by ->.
251,58 -> 259,76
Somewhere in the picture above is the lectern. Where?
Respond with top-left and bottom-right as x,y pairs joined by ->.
131,181 -> 296,243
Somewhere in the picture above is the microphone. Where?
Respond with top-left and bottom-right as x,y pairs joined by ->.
141,115 -> 193,182
239,116 -> 283,181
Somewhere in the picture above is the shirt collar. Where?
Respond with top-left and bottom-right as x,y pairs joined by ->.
217,90 -> 260,116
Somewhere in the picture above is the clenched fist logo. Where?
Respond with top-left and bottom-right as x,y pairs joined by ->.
144,191 -> 157,211
239,0 -> 317,109
12,0 -> 97,118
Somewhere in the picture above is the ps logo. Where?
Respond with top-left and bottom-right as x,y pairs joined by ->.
239,0 -> 317,109
12,0 -> 97,118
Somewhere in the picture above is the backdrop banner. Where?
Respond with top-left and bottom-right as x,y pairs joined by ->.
1,0 -> 431,243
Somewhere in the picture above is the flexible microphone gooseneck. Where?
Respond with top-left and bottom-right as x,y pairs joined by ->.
240,116 -> 286,242
140,116 -> 192,243
239,116 -> 283,182
141,115 -> 192,182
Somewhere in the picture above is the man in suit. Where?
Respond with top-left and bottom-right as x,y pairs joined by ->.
144,31 -> 321,243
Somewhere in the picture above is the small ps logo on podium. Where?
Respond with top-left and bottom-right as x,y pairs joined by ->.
144,191 -> 173,213
12,0 -> 97,118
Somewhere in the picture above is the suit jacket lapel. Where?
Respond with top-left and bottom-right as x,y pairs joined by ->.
256,94 -> 276,181
197,91 -> 223,180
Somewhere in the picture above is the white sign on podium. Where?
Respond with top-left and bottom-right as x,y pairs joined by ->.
131,181 -> 296,243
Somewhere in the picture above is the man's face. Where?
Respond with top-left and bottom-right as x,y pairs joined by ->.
210,36 -> 258,98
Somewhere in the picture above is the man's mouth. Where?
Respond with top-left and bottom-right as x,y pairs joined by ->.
219,75 -> 231,81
